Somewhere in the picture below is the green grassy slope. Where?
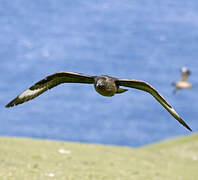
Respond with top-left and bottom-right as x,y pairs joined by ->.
0,134 -> 197,180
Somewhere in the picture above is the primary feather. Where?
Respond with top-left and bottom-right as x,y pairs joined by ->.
5,72 -> 94,107
117,79 -> 192,131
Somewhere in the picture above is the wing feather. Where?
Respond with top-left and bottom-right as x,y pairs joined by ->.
180,67 -> 191,81
6,72 -> 94,107
117,79 -> 192,131
180,71 -> 190,81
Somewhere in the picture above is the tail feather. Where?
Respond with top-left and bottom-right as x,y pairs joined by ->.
116,88 -> 128,94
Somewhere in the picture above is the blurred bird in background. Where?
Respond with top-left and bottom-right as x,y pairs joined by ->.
172,67 -> 192,94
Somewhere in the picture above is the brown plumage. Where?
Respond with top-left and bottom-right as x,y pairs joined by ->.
6,71 -> 192,131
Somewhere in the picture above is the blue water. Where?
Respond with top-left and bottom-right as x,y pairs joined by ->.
0,0 -> 198,147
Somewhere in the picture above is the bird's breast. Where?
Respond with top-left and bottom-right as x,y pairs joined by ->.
94,81 -> 117,97
175,81 -> 192,89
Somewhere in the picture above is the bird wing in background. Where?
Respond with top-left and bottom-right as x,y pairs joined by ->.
116,78 -> 192,131
180,67 -> 191,81
5,72 -> 94,107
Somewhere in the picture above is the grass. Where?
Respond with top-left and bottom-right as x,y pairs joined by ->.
0,134 -> 198,180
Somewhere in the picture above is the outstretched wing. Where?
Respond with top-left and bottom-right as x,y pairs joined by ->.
6,72 -> 94,107
116,79 -> 192,131
180,70 -> 191,82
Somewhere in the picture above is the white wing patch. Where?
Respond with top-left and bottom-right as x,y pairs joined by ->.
169,106 -> 180,119
18,87 -> 45,99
